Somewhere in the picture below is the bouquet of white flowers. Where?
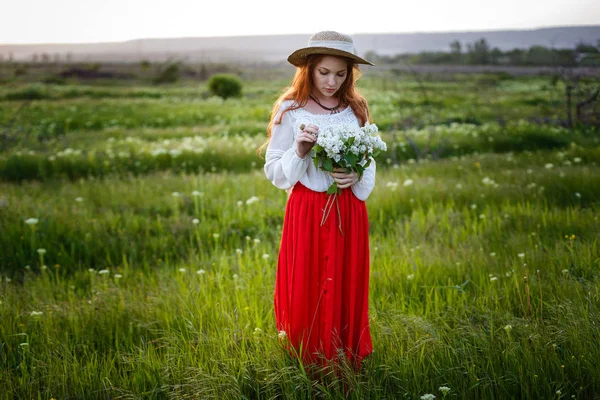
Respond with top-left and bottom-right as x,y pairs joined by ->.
312,122 -> 387,194
304,121 -> 387,232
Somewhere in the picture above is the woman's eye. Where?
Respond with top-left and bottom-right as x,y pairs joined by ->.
320,71 -> 328,75
337,74 -> 346,78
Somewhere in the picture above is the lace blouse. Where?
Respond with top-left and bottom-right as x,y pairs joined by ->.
264,99 -> 377,201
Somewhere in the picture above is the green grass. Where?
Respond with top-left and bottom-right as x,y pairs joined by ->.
1,148 -> 599,399
1,72 -> 600,398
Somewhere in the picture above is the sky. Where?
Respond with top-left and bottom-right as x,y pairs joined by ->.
2,0 -> 599,44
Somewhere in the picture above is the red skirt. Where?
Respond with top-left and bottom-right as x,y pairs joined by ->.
274,181 -> 373,370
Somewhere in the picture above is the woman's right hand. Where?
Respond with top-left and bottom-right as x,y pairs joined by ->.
295,124 -> 319,159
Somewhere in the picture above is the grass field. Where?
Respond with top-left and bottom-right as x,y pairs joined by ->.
1,68 -> 599,399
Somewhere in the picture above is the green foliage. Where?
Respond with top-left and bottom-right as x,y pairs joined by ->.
152,62 -> 180,84
207,73 -> 243,99
4,84 -> 48,100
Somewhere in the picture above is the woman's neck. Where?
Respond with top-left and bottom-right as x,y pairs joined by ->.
310,90 -> 339,107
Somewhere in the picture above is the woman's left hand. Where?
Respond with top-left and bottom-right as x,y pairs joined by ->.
329,168 -> 358,189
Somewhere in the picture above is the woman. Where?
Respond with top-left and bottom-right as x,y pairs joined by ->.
263,31 -> 376,372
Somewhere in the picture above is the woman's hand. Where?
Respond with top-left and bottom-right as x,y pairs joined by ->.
296,124 -> 319,159
329,167 -> 359,189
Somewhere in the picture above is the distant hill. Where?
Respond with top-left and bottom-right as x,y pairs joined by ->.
1,26 -> 599,64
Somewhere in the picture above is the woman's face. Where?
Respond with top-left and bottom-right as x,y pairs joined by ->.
312,55 -> 348,98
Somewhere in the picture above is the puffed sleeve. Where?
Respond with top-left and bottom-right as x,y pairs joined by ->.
351,157 -> 376,201
264,101 -> 311,190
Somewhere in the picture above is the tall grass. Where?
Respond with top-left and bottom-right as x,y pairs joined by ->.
1,148 -> 599,398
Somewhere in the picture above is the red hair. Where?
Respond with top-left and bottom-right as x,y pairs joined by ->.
258,54 -> 371,155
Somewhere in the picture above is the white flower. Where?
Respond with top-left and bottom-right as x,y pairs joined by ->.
490,276 -> 498,281
246,196 -> 260,205
25,218 -> 39,225
407,274 -> 414,280
98,269 -> 110,275
88,268 -> 96,273
213,233 -> 220,239
470,204 -> 477,210
197,269 -> 206,275
233,274 -> 239,280
236,249 -> 243,255
561,269 -> 569,274
37,248 -> 46,255
192,218 -> 200,225
575,192 -> 581,198
482,177 -> 495,186
489,252 -> 496,257
114,274 -> 123,279
262,254 -> 270,259
504,324 -> 512,332
455,183 -> 463,189
573,157 -> 581,163
545,163 -> 553,169
253,238 -> 261,244
278,330 -> 287,339
41,265 -> 48,270
517,253 -> 525,258
438,386 -> 450,394
178,268 -> 186,273
192,191 -> 204,197
421,394 -> 436,400
403,179 -> 414,187
237,201 -> 243,207
30,311 -> 43,316
75,197 -> 84,202
253,327 -> 262,335
172,192 -> 181,197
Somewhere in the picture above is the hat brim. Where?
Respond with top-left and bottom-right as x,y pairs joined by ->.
287,47 -> 374,67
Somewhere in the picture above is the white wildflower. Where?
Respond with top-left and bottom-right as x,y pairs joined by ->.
246,196 -> 260,205
25,218 -> 39,225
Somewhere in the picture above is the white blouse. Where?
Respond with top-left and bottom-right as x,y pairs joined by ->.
264,99 -> 377,201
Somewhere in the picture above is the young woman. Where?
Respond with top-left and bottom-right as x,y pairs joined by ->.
263,31 -> 376,372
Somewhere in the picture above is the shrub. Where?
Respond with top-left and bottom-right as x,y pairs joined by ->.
153,62 -> 180,85
207,73 -> 243,99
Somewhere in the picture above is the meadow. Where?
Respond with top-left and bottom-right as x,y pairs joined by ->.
1,65 -> 599,399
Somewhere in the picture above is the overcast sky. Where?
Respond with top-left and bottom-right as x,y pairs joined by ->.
3,0 -> 599,44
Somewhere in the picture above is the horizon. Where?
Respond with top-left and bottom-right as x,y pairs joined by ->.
2,0 -> 599,45
1,23 -> 599,47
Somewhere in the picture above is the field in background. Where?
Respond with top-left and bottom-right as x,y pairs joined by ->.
1,65 -> 599,399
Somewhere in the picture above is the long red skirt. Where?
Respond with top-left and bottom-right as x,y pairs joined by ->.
274,181 -> 373,371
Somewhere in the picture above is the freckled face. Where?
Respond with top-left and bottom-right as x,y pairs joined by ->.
312,56 -> 348,98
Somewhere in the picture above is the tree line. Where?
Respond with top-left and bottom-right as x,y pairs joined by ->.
365,39 -> 600,67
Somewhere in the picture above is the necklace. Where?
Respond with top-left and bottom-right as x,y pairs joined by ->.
309,94 -> 341,114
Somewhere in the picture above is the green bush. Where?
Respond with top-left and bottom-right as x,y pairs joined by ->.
153,62 -> 180,85
207,73 -> 243,99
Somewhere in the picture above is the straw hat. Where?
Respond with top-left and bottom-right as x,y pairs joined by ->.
287,31 -> 374,67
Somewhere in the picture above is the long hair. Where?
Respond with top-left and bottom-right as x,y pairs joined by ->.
258,54 -> 371,155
